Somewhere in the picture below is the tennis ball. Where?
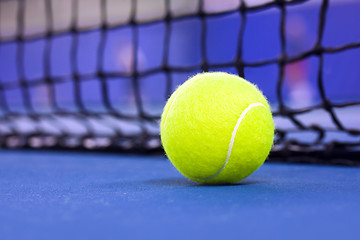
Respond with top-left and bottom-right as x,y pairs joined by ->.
160,72 -> 274,184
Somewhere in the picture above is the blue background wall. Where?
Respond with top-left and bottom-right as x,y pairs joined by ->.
0,1 -> 359,115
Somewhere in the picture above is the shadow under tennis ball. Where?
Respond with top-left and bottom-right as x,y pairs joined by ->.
145,177 -> 263,187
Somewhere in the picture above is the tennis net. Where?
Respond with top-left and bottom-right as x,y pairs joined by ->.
0,0 -> 359,165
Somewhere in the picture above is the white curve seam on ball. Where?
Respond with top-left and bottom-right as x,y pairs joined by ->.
193,102 -> 267,180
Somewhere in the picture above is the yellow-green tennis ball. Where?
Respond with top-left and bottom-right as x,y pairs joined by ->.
160,72 -> 274,184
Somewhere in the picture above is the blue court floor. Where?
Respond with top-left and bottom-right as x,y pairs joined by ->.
0,150 -> 359,240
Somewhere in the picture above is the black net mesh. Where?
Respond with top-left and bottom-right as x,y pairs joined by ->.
0,0 -> 359,165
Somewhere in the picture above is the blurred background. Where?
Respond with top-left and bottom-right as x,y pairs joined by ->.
0,0 -> 359,154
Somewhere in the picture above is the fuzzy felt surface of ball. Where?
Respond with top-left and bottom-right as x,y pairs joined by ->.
160,72 -> 274,184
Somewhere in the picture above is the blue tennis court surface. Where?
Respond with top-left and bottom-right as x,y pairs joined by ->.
0,1 -> 359,239
0,150 -> 359,240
